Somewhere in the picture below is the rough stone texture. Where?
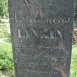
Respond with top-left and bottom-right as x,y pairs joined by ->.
8,0 -> 74,77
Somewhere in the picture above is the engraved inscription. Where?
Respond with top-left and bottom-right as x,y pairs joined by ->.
49,0 -> 55,5
14,11 -> 71,24
15,46 -> 68,73
17,28 -> 22,37
8,0 -> 74,76
24,0 -> 29,5
17,28 -> 62,39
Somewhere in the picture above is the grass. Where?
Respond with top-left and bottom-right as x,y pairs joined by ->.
0,43 -> 12,52
0,43 -> 15,76
70,44 -> 77,77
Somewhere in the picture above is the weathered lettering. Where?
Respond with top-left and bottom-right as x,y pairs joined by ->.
17,28 -> 62,39
8,0 -> 74,77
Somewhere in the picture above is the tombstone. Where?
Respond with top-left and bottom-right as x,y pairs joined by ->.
8,0 -> 74,77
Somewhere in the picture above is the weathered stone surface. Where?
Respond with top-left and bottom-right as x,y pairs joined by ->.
8,0 -> 74,77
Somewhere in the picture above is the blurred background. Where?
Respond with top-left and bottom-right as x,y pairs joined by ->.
0,0 -> 77,77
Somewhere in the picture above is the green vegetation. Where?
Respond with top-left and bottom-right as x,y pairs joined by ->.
0,43 -> 15,76
0,0 -> 8,18
70,44 -> 77,77
74,0 -> 77,28
0,22 -> 11,43
0,21 -> 15,76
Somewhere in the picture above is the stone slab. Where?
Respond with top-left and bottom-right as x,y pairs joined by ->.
8,0 -> 74,77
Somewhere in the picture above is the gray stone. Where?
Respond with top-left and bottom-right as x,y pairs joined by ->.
8,0 -> 74,77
